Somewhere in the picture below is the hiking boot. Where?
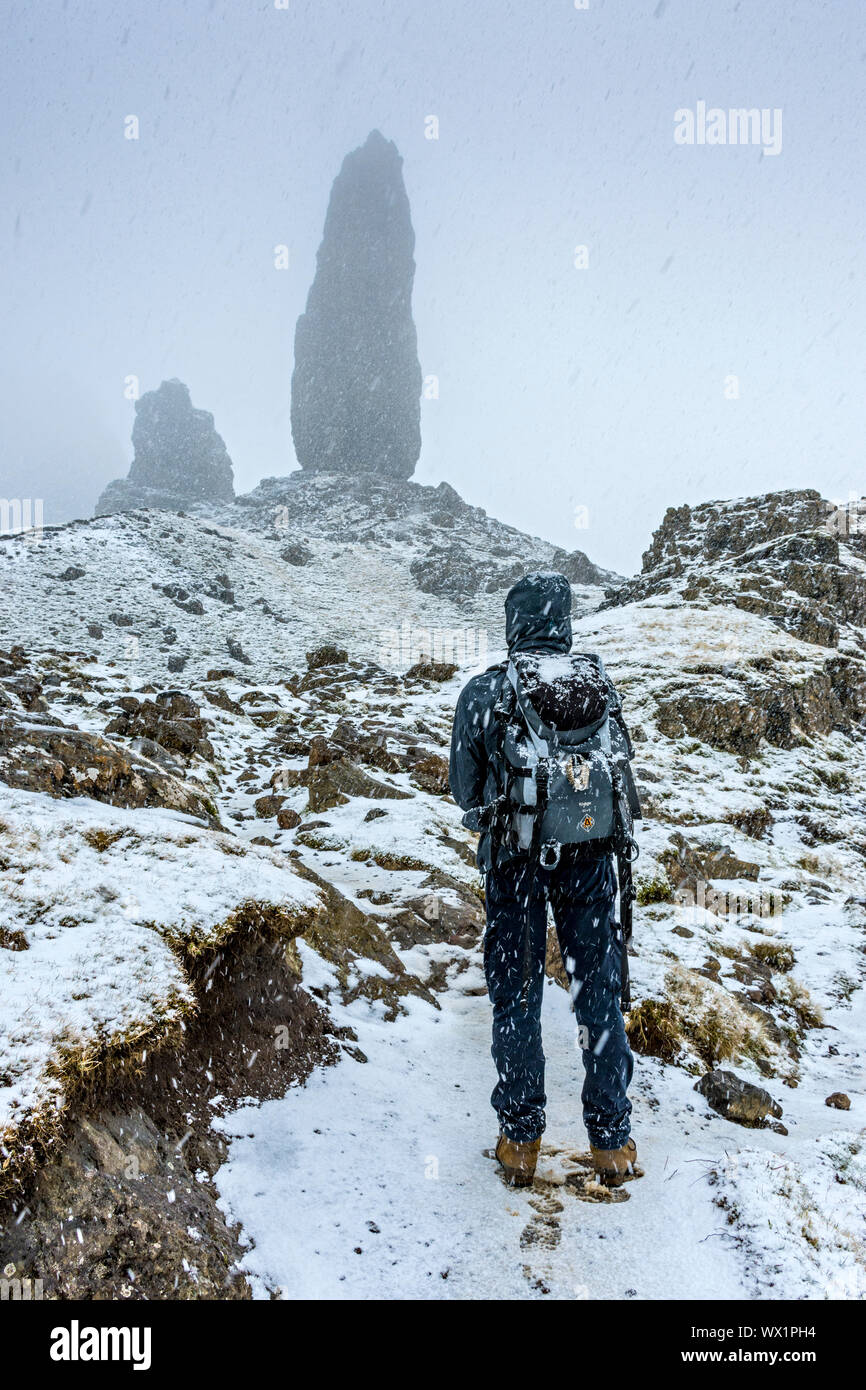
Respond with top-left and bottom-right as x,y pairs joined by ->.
494,1133 -> 541,1187
589,1137 -> 643,1187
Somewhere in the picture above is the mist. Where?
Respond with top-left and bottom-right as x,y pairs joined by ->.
3,0 -> 865,573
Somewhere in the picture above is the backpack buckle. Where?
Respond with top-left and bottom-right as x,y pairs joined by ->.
539,839 -> 561,870
563,753 -> 591,790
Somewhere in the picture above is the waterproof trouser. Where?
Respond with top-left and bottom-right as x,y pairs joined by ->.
483,850 -> 633,1149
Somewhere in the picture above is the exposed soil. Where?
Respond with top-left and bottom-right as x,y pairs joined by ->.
0,924 -> 343,1299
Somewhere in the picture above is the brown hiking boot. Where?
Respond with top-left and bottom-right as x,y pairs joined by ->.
494,1133 -> 541,1187
589,1137 -> 643,1187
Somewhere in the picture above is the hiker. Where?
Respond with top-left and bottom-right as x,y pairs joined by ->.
449,571 -> 644,1189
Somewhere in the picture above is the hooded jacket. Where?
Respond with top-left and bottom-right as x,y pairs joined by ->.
448,570 -> 632,870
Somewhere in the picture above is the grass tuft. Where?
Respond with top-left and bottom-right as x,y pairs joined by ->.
750,940 -> 796,972
635,873 -> 674,906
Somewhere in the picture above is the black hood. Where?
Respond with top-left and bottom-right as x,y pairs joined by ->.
504,571 -> 573,655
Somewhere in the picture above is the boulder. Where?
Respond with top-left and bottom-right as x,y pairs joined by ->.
388,886 -> 483,954
409,753 -> 450,796
306,644 -> 348,671
221,638 -> 249,666
694,1068 -> 782,1126
550,546 -> 613,587
660,832 -> 760,890
825,1092 -> 851,1110
307,755 -> 412,814
104,692 -> 214,762
404,660 -> 459,682
280,542 -> 312,566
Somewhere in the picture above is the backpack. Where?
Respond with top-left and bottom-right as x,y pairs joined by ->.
493,650 -> 639,868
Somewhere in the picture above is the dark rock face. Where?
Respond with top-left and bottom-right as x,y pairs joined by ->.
550,546 -> 614,587
596,489 -> 866,762
95,379 -> 234,515
642,489 -> 831,574
409,542 -> 508,599
654,658 -> 866,757
291,130 -> 422,480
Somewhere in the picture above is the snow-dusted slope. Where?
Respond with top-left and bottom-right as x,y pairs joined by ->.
0,790 -> 321,1190
0,483 -> 864,1299
215,593 -> 866,1301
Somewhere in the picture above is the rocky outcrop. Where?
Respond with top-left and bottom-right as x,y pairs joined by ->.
95,379 -> 234,516
103,690 -> 215,763
550,546 -> 617,587
654,654 -> 866,756
642,490 -> 831,574
291,130 -> 422,480
0,713 -> 218,823
604,488 -> 866,651
232,470 -> 620,600
602,488 -> 866,762
410,540 -> 613,599
409,542 -> 512,599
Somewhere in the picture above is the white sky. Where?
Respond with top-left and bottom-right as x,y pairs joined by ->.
2,0 -> 865,573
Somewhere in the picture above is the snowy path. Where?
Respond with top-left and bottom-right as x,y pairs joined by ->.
214,962 -> 748,1301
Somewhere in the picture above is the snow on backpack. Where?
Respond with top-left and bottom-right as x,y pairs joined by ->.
495,650 -> 637,867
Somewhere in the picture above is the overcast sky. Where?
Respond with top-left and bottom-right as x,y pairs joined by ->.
3,0 -> 865,573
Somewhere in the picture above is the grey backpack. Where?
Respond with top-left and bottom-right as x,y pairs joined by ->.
497,650 -> 638,867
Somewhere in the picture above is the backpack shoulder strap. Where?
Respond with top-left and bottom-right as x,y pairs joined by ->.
504,660 -> 549,755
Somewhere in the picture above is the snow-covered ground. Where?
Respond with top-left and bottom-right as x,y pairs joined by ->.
214,878 -> 866,1301
215,968 -> 750,1301
1,499 -> 864,1298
